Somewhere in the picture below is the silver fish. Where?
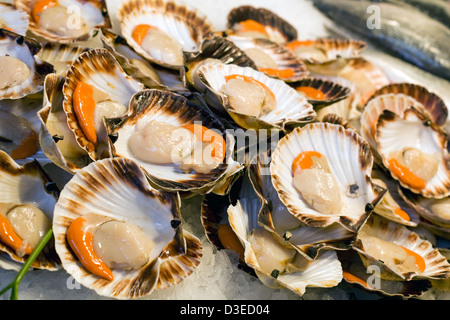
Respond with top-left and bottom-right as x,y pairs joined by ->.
312,0 -> 450,81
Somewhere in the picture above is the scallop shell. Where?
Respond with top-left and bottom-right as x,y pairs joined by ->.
226,5 -> 297,44
286,38 -> 367,64
0,151 -> 60,270
53,157 -> 202,299
118,0 -> 214,69
248,150 -> 355,260
0,29 -> 54,100
196,61 -> 316,130
226,175 -> 343,295
353,215 -> 450,281
62,48 -> 145,161
15,0 -> 111,44
338,249 -> 432,298
270,122 -> 385,232
226,35 -> 308,82
38,73 -> 92,174
37,42 -> 88,76
0,3 -> 29,35
105,89 -> 232,193
375,108 -> 450,198
288,77 -> 352,109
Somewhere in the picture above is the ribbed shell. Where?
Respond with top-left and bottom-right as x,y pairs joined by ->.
62,48 -> 145,161
0,29 -> 54,100
0,151 -> 59,270
0,3 -> 29,35
226,35 -> 308,82
105,89 -> 231,193
353,215 -> 450,281
270,122 -> 383,232
226,5 -> 297,44
15,0 -> 111,43
53,157 -> 202,299
375,108 -> 450,199
118,0 -> 214,69
196,61 -> 316,130
37,43 -> 88,76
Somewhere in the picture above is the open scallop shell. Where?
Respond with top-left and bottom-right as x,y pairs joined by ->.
37,42 -> 88,76
196,61 -> 316,130
286,38 -> 367,64
338,249 -> 432,298
288,77 -> 352,109
0,151 -> 60,270
53,157 -> 202,299
105,89 -> 232,193
226,175 -> 343,295
270,122 -> 385,232
225,35 -> 308,82
38,73 -> 92,174
0,29 -> 54,100
62,48 -> 145,161
226,5 -> 297,44
118,0 -> 214,69
15,0 -> 111,44
353,215 -> 450,281
375,108 -> 450,199
248,150 -> 355,260
0,3 -> 29,35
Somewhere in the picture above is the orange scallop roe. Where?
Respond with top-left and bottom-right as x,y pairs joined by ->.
342,271 -> 368,288
292,151 -> 322,175
0,214 -> 33,256
131,24 -> 154,45
259,68 -> 295,79
73,82 -> 97,145
31,0 -> 58,23
217,224 -> 245,261
238,19 -> 268,36
285,40 -> 316,51
182,124 -> 226,162
394,208 -> 410,222
296,86 -> 325,100
388,158 -> 427,190
401,246 -> 426,273
10,129 -> 39,160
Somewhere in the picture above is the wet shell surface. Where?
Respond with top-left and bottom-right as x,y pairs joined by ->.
196,61 -> 316,130
226,5 -> 297,44
270,122 -> 384,232
38,73 -> 92,174
37,42 -> 88,76
0,151 -> 59,270
53,157 -> 202,299
0,3 -> 29,35
225,35 -> 308,82
62,48 -> 145,161
286,38 -> 367,64
15,0 -> 111,43
118,0 -> 214,69
353,215 -> 450,281
105,89 -> 231,193
375,108 -> 450,199
0,29 -> 54,100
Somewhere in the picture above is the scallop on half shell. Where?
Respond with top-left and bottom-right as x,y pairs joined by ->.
53,157 -> 202,299
118,0 -> 214,69
270,122 -> 386,232
0,2 -> 29,35
0,151 -> 60,271
0,29 -> 54,100
196,61 -> 316,130
15,0 -> 111,43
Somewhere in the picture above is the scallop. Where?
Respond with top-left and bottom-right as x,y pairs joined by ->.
353,215 -> 450,281
16,0 -> 111,43
37,42 -> 87,76
0,2 -> 29,35
270,122 -> 385,232
226,5 -> 297,44
0,151 -> 59,270
118,0 -> 214,69
62,48 -> 145,161
52,157 -> 202,299
375,107 -> 450,198
105,89 -> 237,194
38,73 -> 92,174
196,61 -> 316,130
0,29 -> 54,100
226,35 -> 308,82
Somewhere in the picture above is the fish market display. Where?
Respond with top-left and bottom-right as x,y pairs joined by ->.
0,0 -> 449,301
